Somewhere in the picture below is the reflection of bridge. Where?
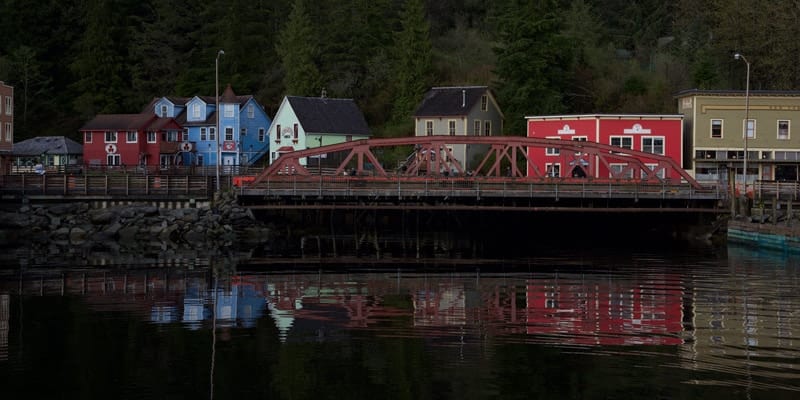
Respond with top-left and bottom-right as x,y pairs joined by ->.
241,136 -> 724,212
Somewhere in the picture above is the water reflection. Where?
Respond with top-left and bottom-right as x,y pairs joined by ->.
1,246 -> 799,397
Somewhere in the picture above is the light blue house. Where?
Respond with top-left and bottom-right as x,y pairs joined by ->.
148,84 -> 271,169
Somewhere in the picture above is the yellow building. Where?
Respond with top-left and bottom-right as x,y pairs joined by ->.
676,90 -> 800,191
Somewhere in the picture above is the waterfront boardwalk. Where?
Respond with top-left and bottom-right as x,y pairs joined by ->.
0,173 -> 726,213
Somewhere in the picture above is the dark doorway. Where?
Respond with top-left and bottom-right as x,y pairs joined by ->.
775,165 -> 798,181
570,166 -> 587,178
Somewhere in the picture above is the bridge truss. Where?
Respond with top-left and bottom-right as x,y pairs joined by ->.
252,136 -> 702,189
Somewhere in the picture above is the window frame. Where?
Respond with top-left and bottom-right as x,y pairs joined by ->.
484,120 -> 492,136
777,120 -> 790,140
106,154 -> 121,166
85,132 -> 93,143
425,120 -> 434,136
225,127 -> 234,141
610,136 -> 633,150
545,136 -> 560,156
248,104 -> 255,119
147,131 -> 157,143
641,136 -> 665,155
224,104 -> 234,118
126,131 -> 137,143
258,128 -> 266,142
105,131 -> 117,143
448,120 -> 457,136
4,96 -> 12,115
711,119 -> 723,139
744,118 -> 756,139
545,162 -> 561,178
481,95 -> 488,111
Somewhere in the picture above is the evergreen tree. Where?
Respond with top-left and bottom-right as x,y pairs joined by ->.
70,0 -> 133,118
494,0 -> 568,134
276,0 -> 322,97
390,0 -> 433,123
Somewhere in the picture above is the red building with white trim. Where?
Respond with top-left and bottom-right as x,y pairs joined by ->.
526,114 -> 684,180
80,114 -> 184,170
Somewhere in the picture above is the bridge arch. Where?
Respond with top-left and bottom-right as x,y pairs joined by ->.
252,136 -> 701,189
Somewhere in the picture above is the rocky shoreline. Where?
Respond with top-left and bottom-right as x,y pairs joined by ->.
0,191 -> 271,251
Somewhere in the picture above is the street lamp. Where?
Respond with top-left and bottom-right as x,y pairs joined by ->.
215,49 -> 225,191
734,52 -> 750,197
316,136 -> 323,175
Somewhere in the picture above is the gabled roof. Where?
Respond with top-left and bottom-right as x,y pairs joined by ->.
13,136 -> 83,156
286,96 -> 370,136
414,86 -> 493,117
80,114 -> 175,131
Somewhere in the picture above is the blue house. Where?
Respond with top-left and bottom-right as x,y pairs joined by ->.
147,85 -> 271,169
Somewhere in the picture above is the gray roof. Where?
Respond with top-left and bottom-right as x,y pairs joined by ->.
13,136 -> 83,156
414,86 -> 491,117
287,96 -> 370,136
674,89 -> 800,98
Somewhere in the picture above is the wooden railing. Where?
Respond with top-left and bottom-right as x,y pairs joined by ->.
754,180 -> 800,201
0,174 -> 214,198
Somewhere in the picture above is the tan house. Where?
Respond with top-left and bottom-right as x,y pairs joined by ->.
675,89 -> 800,190
413,86 -> 503,171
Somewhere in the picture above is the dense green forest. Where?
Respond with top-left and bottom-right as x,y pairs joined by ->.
1,0 -> 799,141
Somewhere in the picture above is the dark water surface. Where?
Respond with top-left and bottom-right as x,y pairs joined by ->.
0,239 -> 798,399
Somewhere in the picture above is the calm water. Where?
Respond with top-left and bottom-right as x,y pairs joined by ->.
0,238 -> 798,399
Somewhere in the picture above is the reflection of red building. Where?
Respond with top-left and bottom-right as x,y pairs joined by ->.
526,114 -> 683,180
526,278 -> 684,345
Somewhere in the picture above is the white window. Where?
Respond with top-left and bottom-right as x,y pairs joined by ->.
258,128 -> 266,142
609,163 -> 633,179
474,120 -> 481,135
610,136 -> 632,150
162,130 -> 178,142
645,164 -> 666,179
778,120 -> 790,140
105,131 -> 117,143
4,123 -> 10,141
1,125 -> 4,142
225,127 -> 233,141
448,120 -> 456,135
711,119 -> 723,138
147,132 -> 156,143
192,104 -> 201,119
200,127 -> 207,141
425,120 -> 433,136
642,137 -> 664,155
484,120 -> 492,136
248,104 -> 255,118
182,128 -> 189,141
572,136 -> 587,155
224,104 -> 234,118
85,132 -> 93,143
107,154 -> 121,166
545,163 -> 561,177
4,96 -> 11,115
481,95 -> 488,111
160,105 -> 168,117
160,154 -> 171,169
209,127 -> 216,141
126,131 -> 137,143
744,119 -> 755,139
545,136 -> 560,156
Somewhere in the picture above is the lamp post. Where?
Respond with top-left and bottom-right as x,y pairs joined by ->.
215,49 -> 225,191
316,136 -> 323,175
734,52 -> 750,197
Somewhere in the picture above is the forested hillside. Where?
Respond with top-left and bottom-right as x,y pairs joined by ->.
1,0 -> 799,140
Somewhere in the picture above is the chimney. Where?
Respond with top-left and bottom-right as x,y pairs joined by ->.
462,89 -> 466,108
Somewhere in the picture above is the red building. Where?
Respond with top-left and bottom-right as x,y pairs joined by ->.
0,81 -> 13,175
80,114 -> 184,170
526,114 -> 684,180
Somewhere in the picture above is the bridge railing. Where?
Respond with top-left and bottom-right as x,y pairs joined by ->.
754,180 -> 800,201
241,175 -> 723,201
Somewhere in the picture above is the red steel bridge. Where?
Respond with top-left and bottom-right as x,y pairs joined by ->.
240,136 -> 726,213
